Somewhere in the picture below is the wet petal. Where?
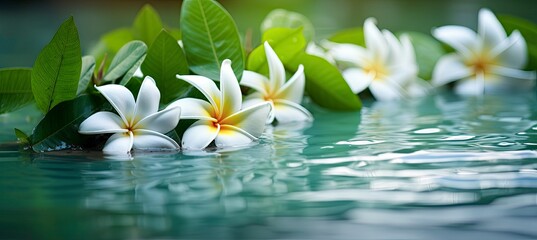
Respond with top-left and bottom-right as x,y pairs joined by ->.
494,30 -> 528,69
369,81 -> 403,101
325,42 -> 368,66
490,65 -> 536,80
364,18 -> 388,62
342,68 -> 373,94
432,54 -> 473,86
103,132 -> 133,155
265,41 -> 286,89
95,84 -> 135,123
133,76 -> 160,122
167,98 -> 215,120
132,129 -> 179,150
176,74 -> 221,111
134,106 -> 181,134
221,102 -> 271,138
478,8 -> 507,48
182,120 -> 220,150
219,59 -> 242,118
455,77 -> 485,96
273,100 -> 313,123
433,25 -> 477,58
79,111 -> 127,134
275,64 -> 305,104
215,125 -> 256,148
241,71 -> 269,95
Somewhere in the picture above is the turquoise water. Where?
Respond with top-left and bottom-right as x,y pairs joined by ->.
1,92 -> 537,239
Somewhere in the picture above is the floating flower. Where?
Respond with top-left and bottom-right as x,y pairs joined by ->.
167,59 -> 271,150
241,42 -> 313,124
79,76 -> 181,154
325,18 -> 428,101
432,8 -> 536,95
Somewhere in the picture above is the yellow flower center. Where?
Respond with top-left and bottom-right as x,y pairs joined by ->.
364,61 -> 388,81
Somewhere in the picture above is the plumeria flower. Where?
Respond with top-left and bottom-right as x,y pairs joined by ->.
167,59 -> 271,150
325,18 -> 428,101
79,76 -> 181,155
305,42 -> 336,64
432,8 -> 536,95
240,42 -> 313,124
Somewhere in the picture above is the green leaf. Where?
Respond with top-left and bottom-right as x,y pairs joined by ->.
31,17 -> 82,113
14,128 -> 30,145
103,40 -> 147,83
247,28 -> 307,76
261,9 -> 315,42
0,68 -> 33,114
499,15 -> 537,70
402,32 -> 445,80
90,28 -> 134,74
30,94 -> 106,152
119,55 -> 145,85
141,30 -> 190,105
77,56 -> 96,95
132,4 -> 164,46
286,53 -> 362,111
180,0 -> 245,80
328,28 -> 365,46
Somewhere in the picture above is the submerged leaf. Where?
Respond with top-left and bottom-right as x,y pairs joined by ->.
180,0 -> 244,80
31,17 -> 81,113
0,68 -> 33,114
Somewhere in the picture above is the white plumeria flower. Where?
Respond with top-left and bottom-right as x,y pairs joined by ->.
305,42 -> 336,64
325,18 -> 428,101
432,8 -> 536,95
167,59 -> 271,150
240,42 -> 313,124
79,76 -> 181,155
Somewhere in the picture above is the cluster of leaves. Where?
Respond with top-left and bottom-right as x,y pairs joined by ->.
1,0 -> 537,153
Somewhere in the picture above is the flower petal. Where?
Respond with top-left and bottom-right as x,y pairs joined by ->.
176,74 -> 221,111
103,132 -> 133,155
382,29 -> 405,65
240,71 -> 269,95
489,65 -> 536,80
306,42 -> 336,64
455,77 -> 485,96
264,41 -> 286,90
369,81 -> 403,101
432,25 -> 477,58
134,106 -> 181,134
133,76 -> 160,123
432,54 -> 473,87
132,129 -> 179,150
79,111 -> 127,134
399,34 -> 418,71
221,102 -> 271,138
406,78 -> 432,98
182,120 -> 220,150
273,100 -> 313,123
478,8 -> 507,48
364,18 -> 388,62
219,59 -> 242,118
95,84 -> 135,124
493,30 -> 528,69
242,93 -> 266,108
215,125 -> 255,148
342,68 -> 373,94
167,98 -> 215,120
275,64 -> 305,104
324,42 -> 368,66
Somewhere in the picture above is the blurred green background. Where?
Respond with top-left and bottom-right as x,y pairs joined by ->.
1,0 -> 536,68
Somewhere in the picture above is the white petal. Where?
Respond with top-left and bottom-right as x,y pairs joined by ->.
264,41 -> 286,89
79,111 -> 127,134
489,65 -> 536,80
406,78 -> 432,98
364,18 -> 388,62
400,34 -> 418,67
306,42 -> 336,64
167,98 -> 215,120
95,84 -> 135,124
219,59 -> 242,118
133,67 -> 144,78
182,120 -> 220,150
214,125 -> 255,148
242,94 -> 266,109
342,68 -> 373,94
176,74 -> 221,111
273,100 -> 313,123
133,76 -> 160,122
493,30 -> 528,69
132,129 -> 179,150
369,81 -> 403,101
134,106 -> 181,134
455,77 -> 485,96
275,64 -> 305,104
382,29 -> 404,65
432,54 -> 473,86
241,71 -> 269,95
102,132 -> 133,155
325,42 -> 368,66
478,8 -> 507,48
432,26 -> 477,58
221,102 -> 271,138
